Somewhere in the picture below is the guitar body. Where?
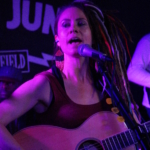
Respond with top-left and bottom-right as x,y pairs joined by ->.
13,112 -> 136,150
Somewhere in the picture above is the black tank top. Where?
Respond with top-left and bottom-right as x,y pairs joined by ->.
35,65 -> 112,129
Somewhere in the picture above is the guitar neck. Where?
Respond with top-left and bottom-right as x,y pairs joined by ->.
102,129 -> 138,150
139,121 -> 150,133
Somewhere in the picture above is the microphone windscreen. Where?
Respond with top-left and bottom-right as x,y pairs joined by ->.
78,44 -> 90,56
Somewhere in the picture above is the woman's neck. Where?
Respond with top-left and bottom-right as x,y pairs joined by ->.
62,56 -> 90,83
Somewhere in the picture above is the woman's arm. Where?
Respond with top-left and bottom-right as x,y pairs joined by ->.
0,123 -> 23,150
0,74 -> 53,149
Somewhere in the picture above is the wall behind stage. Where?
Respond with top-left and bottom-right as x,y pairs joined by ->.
0,0 -> 150,112
0,0 -> 71,81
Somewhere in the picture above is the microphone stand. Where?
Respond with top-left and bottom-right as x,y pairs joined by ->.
97,61 -> 150,149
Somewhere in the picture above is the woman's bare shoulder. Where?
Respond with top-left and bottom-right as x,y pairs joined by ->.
0,72 -> 53,125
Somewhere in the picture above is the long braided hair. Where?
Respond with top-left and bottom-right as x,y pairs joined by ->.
53,0 -> 141,122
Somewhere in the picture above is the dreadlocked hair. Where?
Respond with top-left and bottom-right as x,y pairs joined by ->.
54,0 -> 141,122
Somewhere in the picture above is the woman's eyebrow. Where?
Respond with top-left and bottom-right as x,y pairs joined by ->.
76,18 -> 88,21
61,18 -> 70,21
60,18 -> 85,25
60,18 -> 87,22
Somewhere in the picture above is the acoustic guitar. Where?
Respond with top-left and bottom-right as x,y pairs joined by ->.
13,112 -> 141,150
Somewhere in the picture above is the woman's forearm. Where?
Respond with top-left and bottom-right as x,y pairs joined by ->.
0,123 -> 23,150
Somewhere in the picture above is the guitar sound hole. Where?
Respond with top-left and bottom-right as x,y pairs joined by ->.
76,138 -> 103,150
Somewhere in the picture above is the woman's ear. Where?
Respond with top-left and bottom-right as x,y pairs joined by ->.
55,35 -> 60,47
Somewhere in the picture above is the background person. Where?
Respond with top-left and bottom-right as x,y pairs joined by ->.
0,66 -> 22,102
0,66 -> 27,134
127,33 -> 150,121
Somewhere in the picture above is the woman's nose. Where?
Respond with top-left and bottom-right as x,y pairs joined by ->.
70,29 -> 78,33
69,22 -> 78,33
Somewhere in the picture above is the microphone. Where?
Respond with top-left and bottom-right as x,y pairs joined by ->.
78,44 -> 113,61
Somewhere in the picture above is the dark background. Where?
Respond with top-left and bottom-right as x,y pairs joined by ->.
0,0 -> 150,120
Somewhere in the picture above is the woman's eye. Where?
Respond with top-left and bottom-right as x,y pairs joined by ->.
78,21 -> 87,26
62,22 -> 70,27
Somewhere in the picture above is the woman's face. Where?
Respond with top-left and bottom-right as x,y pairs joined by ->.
55,7 -> 92,57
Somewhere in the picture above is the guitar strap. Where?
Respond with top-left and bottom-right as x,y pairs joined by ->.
146,87 -> 150,105
51,64 -> 66,91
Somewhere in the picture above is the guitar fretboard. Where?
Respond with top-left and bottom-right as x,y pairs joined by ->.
139,121 -> 150,133
102,129 -> 138,150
